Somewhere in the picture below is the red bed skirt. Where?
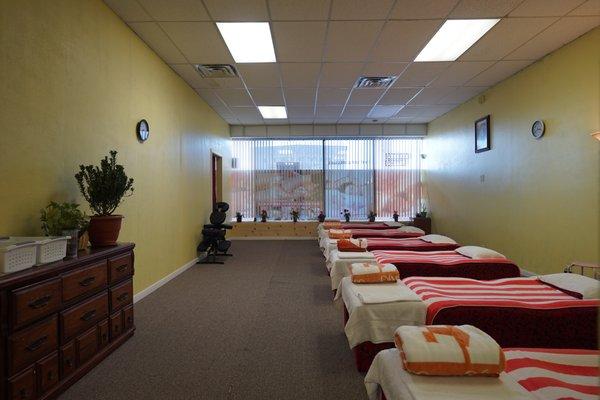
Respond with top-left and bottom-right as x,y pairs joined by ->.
394,262 -> 521,280
366,243 -> 460,252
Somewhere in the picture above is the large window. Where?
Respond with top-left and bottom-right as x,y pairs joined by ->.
231,138 -> 422,220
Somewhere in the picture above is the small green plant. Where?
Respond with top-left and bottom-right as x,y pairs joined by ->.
75,150 -> 134,215
290,209 -> 300,218
40,202 -> 88,236
368,211 -> 377,221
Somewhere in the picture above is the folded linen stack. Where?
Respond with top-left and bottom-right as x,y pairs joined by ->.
350,262 -> 399,284
394,325 -> 505,377
329,229 -> 352,239
337,238 -> 368,252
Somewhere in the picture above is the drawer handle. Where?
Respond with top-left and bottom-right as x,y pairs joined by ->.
116,264 -> 128,272
117,293 -> 129,302
26,335 -> 48,352
28,295 -> 52,309
80,310 -> 96,322
79,276 -> 96,287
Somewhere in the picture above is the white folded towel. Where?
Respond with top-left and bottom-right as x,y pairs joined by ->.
350,262 -> 396,276
353,281 -> 421,304
349,238 -> 368,248
336,251 -> 375,259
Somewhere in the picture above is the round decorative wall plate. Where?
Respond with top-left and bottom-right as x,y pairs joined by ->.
136,119 -> 150,142
531,120 -> 545,139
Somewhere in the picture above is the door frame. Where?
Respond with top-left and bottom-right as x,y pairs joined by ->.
211,150 -> 223,208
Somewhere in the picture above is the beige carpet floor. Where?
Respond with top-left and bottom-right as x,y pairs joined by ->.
59,240 -> 367,400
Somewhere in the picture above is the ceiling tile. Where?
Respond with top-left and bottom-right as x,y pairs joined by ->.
319,63 -> 363,87
210,105 -> 235,119
211,76 -> 246,89
569,0 -> 600,15
316,106 -> 343,118
195,88 -> 226,106
284,88 -> 317,106
128,22 -> 187,64
160,22 -> 233,63
408,86 -> 456,105
231,107 -> 264,124
268,0 -> 331,20
509,0 -> 586,16
280,63 -> 321,87
389,0 -> 459,19
465,60 -> 533,86
386,116 -> 415,123
330,0 -> 395,20
341,106 -> 372,118
324,21 -> 383,62
362,62 -> 409,77
272,22 -> 327,62
459,17 -> 558,61
317,88 -> 351,105
449,0 -> 523,18
237,64 -> 281,88
249,88 -> 285,105
103,0 -> 152,22
370,20 -> 443,62
214,88 -> 255,106
202,0 -> 269,21
416,104 -> 457,118
437,86 -> 488,104
137,0 -> 210,21
368,105 -> 404,118
170,64 -> 214,88
287,106 -> 315,118
394,62 -> 450,86
506,16 -> 600,60
430,62 -> 495,86
377,88 -> 421,105
394,105 -> 425,118
347,89 -> 385,105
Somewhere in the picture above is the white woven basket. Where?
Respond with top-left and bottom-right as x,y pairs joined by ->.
17,237 -> 69,265
0,239 -> 38,274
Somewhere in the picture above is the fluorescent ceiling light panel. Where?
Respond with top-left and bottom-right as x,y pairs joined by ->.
415,19 -> 499,62
216,22 -> 276,63
368,105 -> 404,119
258,106 -> 287,119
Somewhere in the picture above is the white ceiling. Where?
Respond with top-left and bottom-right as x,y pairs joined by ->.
104,0 -> 600,125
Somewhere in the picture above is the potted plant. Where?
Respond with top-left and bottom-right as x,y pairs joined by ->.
75,150 -> 134,247
40,201 -> 88,257
317,210 -> 326,223
416,204 -> 427,218
368,211 -> 377,222
235,212 -> 243,223
260,209 -> 268,223
393,210 -> 399,222
341,209 -> 351,223
290,209 -> 300,223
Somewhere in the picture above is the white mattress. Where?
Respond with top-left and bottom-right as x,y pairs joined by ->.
327,250 -> 376,289
365,349 -> 533,400
338,277 -> 427,348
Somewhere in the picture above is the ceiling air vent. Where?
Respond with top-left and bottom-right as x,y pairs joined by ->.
195,64 -> 238,78
355,76 -> 396,89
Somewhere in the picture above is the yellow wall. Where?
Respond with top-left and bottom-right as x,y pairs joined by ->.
0,0 -> 231,293
426,27 -> 599,274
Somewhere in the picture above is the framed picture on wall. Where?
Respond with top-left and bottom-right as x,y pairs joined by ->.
475,115 -> 491,153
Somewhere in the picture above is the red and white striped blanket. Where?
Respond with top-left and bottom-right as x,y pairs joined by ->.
403,276 -> 600,324
372,250 -> 510,265
348,229 -> 423,238
505,348 -> 599,400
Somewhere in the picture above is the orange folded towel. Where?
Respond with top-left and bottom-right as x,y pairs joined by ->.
350,262 -> 399,284
323,221 -> 342,229
329,229 -> 352,239
338,238 -> 367,252
394,325 -> 505,377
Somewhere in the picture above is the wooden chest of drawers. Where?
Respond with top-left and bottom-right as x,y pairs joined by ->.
0,243 -> 135,400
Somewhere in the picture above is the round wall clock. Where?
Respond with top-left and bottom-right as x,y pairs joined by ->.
531,120 -> 545,139
136,119 -> 150,142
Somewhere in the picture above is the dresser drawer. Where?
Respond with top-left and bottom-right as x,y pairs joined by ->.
60,292 -> 108,342
9,315 -> 58,374
98,318 -> 109,349
62,261 -> 107,302
110,279 -> 133,312
123,304 -> 134,332
108,253 -> 133,284
37,351 -> 59,394
11,278 -> 61,329
76,327 -> 98,366
9,368 -> 36,400
110,312 -> 122,339
60,342 -> 76,378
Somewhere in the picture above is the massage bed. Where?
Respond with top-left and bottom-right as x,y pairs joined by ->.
338,274 -> 599,371
327,247 -> 521,291
365,347 -> 599,400
318,226 -> 421,250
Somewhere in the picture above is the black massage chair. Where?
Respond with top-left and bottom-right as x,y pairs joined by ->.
197,202 -> 232,264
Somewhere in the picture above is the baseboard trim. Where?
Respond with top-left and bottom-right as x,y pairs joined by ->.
134,257 -> 199,303
229,236 -> 315,240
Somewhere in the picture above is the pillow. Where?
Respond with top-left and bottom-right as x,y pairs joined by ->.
455,246 -> 506,260
420,234 -> 457,244
538,273 -> 600,300
384,221 -> 404,227
398,226 -> 425,234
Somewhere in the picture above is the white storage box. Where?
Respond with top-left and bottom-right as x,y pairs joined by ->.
17,236 -> 69,265
0,238 -> 38,274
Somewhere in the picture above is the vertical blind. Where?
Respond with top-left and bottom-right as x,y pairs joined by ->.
231,138 -> 422,221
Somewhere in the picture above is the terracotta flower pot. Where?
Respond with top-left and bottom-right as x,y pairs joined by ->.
88,215 -> 123,247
